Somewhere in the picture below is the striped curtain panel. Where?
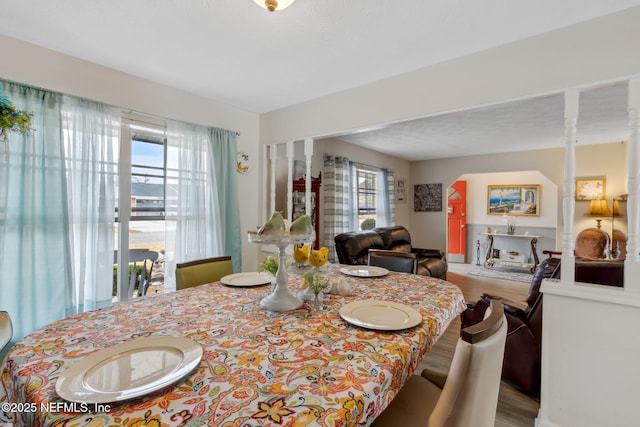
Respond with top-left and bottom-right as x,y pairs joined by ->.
322,154 -> 351,262
385,169 -> 396,225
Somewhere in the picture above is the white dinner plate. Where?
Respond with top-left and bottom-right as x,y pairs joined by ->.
339,265 -> 389,278
55,336 -> 203,404
220,272 -> 273,287
339,300 -> 423,330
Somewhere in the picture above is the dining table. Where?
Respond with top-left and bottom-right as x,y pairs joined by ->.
1,263 -> 465,427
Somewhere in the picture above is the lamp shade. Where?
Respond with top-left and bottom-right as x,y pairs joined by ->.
586,199 -> 612,229
613,199 -> 623,217
253,0 -> 296,11
586,199 -> 612,217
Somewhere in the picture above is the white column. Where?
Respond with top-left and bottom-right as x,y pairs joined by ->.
625,79 -> 640,291
561,89 -> 578,283
286,141 -> 294,225
304,138 -> 314,216
269,144 -> 276,217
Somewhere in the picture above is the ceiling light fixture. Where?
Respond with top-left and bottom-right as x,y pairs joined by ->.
253,0 -> 296,12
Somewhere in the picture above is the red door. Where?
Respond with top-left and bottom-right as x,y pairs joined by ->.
447,180 -> 467,263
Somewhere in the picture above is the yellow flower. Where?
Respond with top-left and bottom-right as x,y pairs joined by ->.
293,244 -> 309,263
309,247 -> 329,267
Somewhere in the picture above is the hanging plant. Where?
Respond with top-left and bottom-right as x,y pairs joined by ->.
0,87 -> 33,142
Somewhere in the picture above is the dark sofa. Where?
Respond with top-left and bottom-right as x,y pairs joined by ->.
334,226 -> 447,279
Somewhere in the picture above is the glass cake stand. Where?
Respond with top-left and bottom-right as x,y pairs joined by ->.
248,231 -> 315,311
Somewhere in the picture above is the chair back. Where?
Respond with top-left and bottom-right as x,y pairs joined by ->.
374,226 -> 413,253
368,249 -> 418,274
334,230 -> 384,265
429,302 -> 507,427
574,228 -> 610,259
114,249 -> 160,297
0,311 -> 13,352
175,256 -> 234,290
525,255 -> 561,309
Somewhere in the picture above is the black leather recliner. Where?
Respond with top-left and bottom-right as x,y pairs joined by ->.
461,254 -> 561,395
334,226 -> 447,279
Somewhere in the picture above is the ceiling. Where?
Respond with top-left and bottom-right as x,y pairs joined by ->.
336,82 -> 631,161
1,0 -> 639,160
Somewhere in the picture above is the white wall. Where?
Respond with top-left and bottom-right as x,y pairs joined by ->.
539,282 -> 640,427
456,171 -> 558,262
258,7 -> 640,146
574,142 -> 628,235
409,143 -> 627,253
0,35 -> 262,271
461,171 -> 557,229
410,148 -> 565,249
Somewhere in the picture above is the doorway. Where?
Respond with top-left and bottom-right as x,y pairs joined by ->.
447,180 -> 467,263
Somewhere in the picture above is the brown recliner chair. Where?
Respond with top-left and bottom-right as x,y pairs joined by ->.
574,227 -> 610,259
334,226 -> 447,279
461,254 -> 561,395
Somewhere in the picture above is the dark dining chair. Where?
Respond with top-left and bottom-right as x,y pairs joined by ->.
372,301 -> 507,427
367,249 -> 418,274
175,256 -> 234,290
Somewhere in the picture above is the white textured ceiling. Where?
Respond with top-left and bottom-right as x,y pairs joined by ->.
0,0 -> 639,160
336,82 -> 631,161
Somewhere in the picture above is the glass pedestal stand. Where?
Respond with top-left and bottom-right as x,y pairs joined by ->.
248,231 -> 315,312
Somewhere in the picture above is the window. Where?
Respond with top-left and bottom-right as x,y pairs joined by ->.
114,121 -> 173,301
351,163 -> 393,231
130,137 -> 166,220
355,166 -> 378,230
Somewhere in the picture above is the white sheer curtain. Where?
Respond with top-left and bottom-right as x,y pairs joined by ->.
165,121 -> 224,289
376,168 -> 395,227
63,97 -> 120,312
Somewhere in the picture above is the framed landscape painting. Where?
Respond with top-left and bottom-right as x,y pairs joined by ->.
575,177 -> 605,201
487,184 -> 540,216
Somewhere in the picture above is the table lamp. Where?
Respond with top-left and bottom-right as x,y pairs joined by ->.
585,199 -> 611,229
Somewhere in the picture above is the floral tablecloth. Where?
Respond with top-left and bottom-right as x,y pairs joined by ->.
1,264 -> 465,427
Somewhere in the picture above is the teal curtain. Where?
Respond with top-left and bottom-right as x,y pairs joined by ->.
0,82 -> 72,350
209,128 -> 242,273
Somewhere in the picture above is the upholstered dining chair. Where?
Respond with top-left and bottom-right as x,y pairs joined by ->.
367,249 -> 418,274
372,301 -> 506,427
0,311 -> 13,352
175,256 -> 234,290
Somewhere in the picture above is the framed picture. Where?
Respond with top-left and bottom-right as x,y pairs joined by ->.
575,177 -> 606,201
395,178 -> 407,203
487,184 -> 540,216
414,183 -> 442,212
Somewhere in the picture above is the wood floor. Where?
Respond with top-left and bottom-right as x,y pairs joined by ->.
419,263 -> 540,427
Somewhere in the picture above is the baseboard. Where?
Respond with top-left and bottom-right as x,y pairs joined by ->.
536,413 -> 562,427
447,253 -> 465,263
